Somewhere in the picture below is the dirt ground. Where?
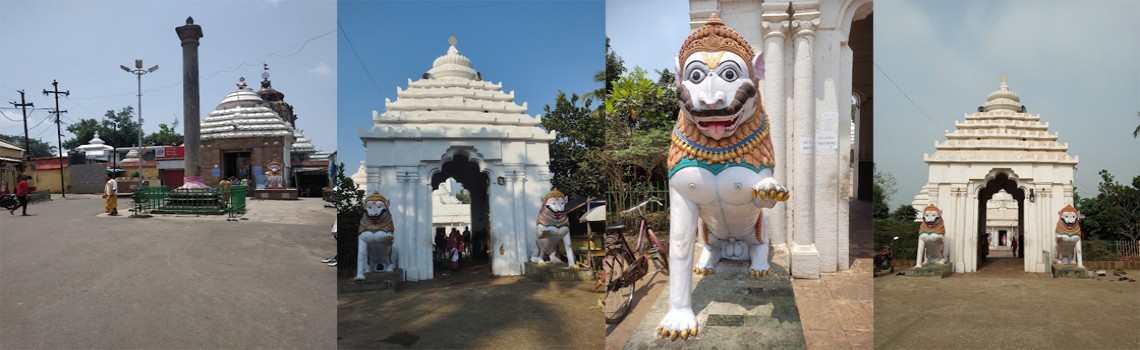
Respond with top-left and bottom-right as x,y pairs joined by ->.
338,259 -> 603,349
874,259 -> 1140,349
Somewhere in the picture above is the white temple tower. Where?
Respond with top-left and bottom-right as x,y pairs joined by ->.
912,75 -> 1078,273
360,37 -> 556,281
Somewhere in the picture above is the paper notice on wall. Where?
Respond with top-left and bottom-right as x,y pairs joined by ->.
800,139 -> 814,153
817,111 -> 838,154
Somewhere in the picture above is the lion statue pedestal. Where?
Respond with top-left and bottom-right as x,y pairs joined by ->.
658,14 -> 790,341
355,192 -> 397,281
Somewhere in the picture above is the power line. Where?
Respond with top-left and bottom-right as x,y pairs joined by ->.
337,21 -> 384,100
71,29 -> 337,101
873,62 -> 942,133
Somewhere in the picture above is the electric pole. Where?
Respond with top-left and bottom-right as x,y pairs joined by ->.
7,90 -> 33,160
43,80 -> 69,198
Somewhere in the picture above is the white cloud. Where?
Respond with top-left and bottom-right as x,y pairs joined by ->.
309,61 -> 333,76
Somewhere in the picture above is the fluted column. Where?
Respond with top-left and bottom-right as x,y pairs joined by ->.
789,10 -> 821,279
760,5 -> 790,247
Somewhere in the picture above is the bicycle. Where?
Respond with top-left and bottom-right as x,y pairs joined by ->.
601,196 -> 670,324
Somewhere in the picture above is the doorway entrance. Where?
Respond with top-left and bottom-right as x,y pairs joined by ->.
976,172 -> 1024,270
223,151 -> 252,182
430,154 -> 491,274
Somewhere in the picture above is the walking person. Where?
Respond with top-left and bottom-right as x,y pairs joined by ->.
104,173 -> 119,216
462,226 -> 472,257
1011,234 -> 1019,258
9,175 -> 29,216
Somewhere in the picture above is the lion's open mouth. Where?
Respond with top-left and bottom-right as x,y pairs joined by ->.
696,117 -> 740,140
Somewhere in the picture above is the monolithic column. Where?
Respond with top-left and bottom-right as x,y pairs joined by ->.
790,12 -> 821,279
175,17 -> 203,177
760,5 -> 790,247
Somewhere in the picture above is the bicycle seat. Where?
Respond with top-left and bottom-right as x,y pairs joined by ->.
606,219 -> 626,231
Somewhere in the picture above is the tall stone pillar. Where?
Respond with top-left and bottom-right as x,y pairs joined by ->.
760,5 -> 790,247
790,11 -> 820,279
176,17 -> 203,178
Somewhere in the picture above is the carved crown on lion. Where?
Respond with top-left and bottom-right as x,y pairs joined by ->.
366,191 -> 390,207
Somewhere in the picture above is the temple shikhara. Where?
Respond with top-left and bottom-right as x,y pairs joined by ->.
912,75 -> 1078,273
360,37 -> 556,281
198,73 -> 331,198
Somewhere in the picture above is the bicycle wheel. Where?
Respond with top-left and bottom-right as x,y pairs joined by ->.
602,249 -> 635,324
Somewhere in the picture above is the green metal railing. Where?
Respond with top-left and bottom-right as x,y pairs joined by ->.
132,185 -> 247,217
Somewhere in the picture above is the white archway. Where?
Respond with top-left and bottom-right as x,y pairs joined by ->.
361,40 -> 556,281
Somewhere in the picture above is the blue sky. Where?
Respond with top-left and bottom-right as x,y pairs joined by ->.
875,1 -> 1140,208
336,0 -> 605,174
0,0 -> 337,154
605,0 -> 690,77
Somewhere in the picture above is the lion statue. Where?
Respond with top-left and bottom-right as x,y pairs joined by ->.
915,204 -> 949,267
531,188 -> 575,268
659,13 -> 789,341
355,192 -> 397,281
1054,204 -> 1084,268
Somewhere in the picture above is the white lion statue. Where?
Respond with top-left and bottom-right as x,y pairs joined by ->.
355,192 -> 397,281
531,188 -> 575,268
915,204 -> 949,267
1054,204 -> 1084,268
659,14 -> 789,341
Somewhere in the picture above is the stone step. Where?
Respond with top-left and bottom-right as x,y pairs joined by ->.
340,269 -> 405,293
1051,264 -> 1093,279
624,254 -> 805,349
523,262 -> 595,282
905,263 -> 954,278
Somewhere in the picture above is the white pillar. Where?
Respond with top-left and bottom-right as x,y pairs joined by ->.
760,6 -> 790,248
789,12 -> 821,279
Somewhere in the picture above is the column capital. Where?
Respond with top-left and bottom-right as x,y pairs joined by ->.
792,18 -> 820,38
762,20 -> 790,40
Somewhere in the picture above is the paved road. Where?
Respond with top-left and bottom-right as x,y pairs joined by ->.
875,259 -> 1140,349
0,195 -> 336,348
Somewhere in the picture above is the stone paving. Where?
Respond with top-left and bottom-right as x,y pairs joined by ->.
623,246 -> 805,349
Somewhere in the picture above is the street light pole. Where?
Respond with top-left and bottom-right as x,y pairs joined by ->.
121,60 -> 158,182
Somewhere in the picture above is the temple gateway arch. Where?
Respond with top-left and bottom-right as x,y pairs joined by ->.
360,39 -> 556,281
912,76 -> 1078,273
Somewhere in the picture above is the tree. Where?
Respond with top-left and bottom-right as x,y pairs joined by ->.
872,165 -> 897,220
891,204 -> 918,223
0,133 -> 56,158
143,118 -> 184,146
63,106 -> 141,151
456,189 -> 471,204
540,92 -> 606,197
1077,170 -> 1140,241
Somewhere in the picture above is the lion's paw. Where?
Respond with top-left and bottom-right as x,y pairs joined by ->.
693,267 -> 715,276
658,308 -> 699,341
749,268 -> 770,278
353,275 -> 366,282
751,178 -> 790,202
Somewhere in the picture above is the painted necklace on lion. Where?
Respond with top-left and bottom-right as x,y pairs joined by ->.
537,207 -> 568,228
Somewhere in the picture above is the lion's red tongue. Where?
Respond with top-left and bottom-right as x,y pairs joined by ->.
699,120 -> 731,139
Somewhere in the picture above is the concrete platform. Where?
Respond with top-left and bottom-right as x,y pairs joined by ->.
905,263 -> 954,278
1052,264 -> 1093,279
523,261 -> 594,281
340,269 -> 404,293
623,257 -> 805,349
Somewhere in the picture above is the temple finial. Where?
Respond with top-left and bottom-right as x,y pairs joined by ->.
448,36 -> 457,46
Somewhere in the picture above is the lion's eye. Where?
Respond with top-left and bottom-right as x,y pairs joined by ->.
689,69 -> 706,83
720,67 -> 739,82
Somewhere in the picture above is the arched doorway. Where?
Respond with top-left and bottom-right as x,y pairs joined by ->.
430,154 -> 492,272
975,172 -> 1025,270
